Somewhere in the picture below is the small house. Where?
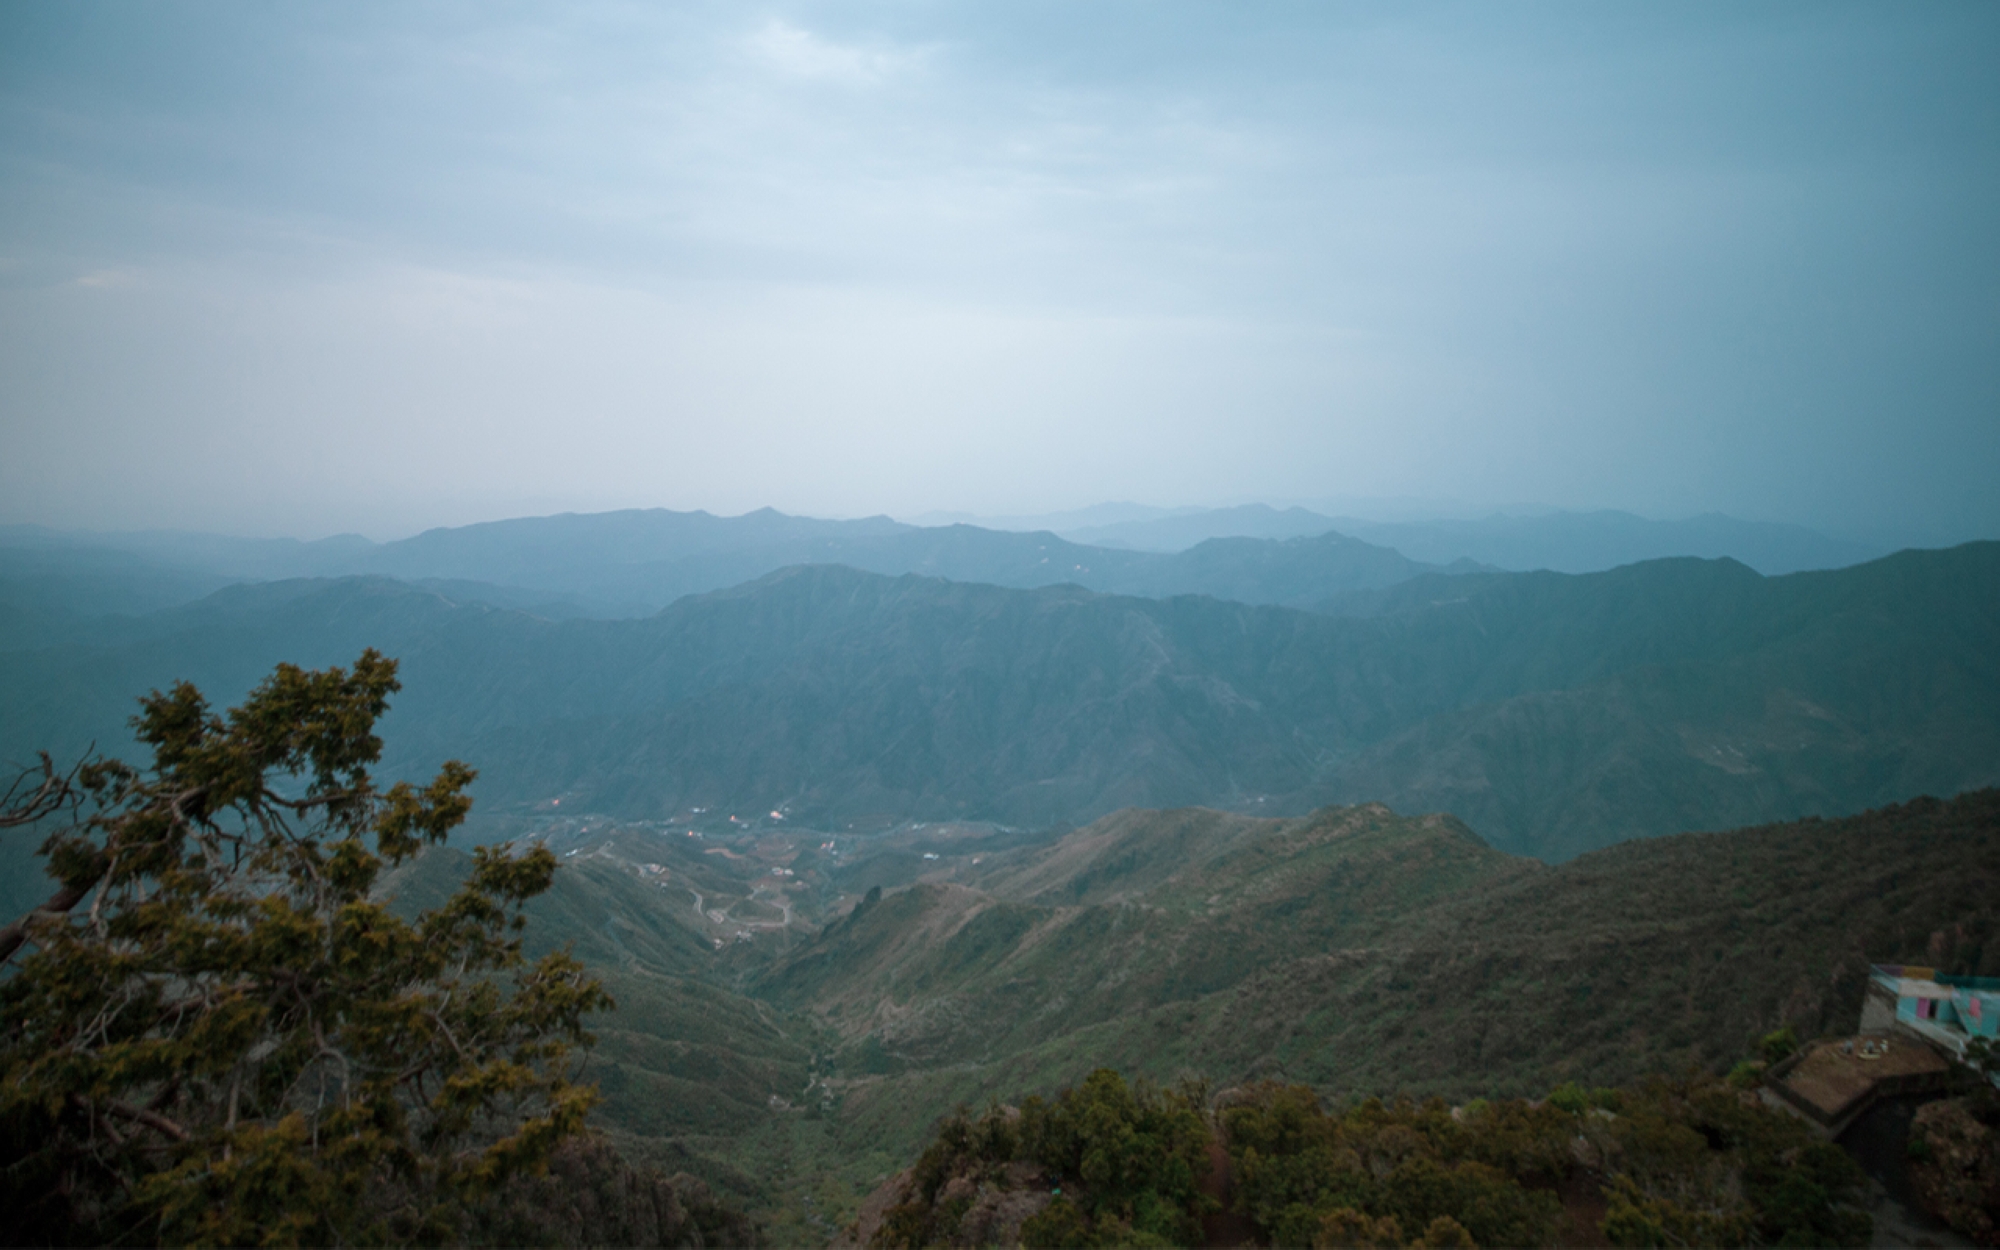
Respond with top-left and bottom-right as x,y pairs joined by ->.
1763,963 -> 1996,1136
1862,964 -> 2000,1055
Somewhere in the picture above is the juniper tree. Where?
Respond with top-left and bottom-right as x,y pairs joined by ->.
0,650 -> 611,1245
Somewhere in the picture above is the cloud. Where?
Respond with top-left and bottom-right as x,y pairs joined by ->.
742,19 -> 923,88
74,269 -> 138,288
0,3 -> 1994,543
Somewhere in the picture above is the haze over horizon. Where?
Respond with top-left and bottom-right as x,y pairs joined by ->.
4,3 -> 1997,548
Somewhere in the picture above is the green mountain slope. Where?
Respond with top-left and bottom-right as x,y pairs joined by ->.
19,758 -> 1987,1232
706,791 -> 2000,1228
2,544 -> 1993,879
757,805 -> 1523,1068
430,789 -> 1995,1233
1049,790 -> 2000,1101
372,839 -> 822,1211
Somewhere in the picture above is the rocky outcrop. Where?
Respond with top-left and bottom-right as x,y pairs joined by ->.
1910,1099 -> 2000,1245
830,1162 -> 1053,1249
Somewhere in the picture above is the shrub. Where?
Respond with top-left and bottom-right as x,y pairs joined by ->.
1759,1026 -> 1800,1065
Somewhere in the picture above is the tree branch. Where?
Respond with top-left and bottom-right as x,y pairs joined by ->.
0,752 -> 72,829
103,1098 -> 189,1143
0,881 -> 94,967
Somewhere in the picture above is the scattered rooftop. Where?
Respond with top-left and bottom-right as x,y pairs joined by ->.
1766,1035 -> 1950,1133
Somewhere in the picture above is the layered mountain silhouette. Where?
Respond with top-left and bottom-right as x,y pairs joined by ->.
1,509 -> 1448,627
3,543 -> 1993,882
1055,505 -> 1883,574
2,501 -> 1882,639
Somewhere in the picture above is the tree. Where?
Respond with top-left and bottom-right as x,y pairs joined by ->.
0,650 -> 612,1245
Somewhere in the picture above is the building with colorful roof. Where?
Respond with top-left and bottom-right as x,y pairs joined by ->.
1861,964 -> 2000,1056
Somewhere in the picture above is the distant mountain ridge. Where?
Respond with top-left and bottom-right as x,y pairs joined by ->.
3,544 -> 1993,879
1324,509 -> 1885,576
1044,504 -> 1882,574
2,501 -> 1889,636
1055,504 -> 1342,550
0,509 -> 1448,628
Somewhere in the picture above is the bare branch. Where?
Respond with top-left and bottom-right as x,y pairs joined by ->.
268,788 -> 368,813
86,844 -> 121,939
0,882 -> 93,968
103,1098 -> 189,1143
0,752 -> 73,828
71,1096 -> 129,1151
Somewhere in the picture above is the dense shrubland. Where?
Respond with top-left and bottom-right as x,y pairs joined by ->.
871,1070 -> 1214,1248
860,1067 -> 1872,1248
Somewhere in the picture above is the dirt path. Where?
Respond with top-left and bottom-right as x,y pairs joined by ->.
742,884 -> 793,929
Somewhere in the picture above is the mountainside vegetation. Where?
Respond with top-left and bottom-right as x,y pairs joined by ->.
3,543 -> 1993,904
349,787 -> 1998,1237
850,1066 -> 1873,1248
5,533 -> 1996,1241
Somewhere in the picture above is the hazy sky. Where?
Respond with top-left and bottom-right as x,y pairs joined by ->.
2,2 -> 1996,543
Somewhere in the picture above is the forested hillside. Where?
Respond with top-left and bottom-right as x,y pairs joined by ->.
337,790 -> 2000,1234
3,544 -> 1993,891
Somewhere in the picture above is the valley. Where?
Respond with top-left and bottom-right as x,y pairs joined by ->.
374,789 -> 1999,1237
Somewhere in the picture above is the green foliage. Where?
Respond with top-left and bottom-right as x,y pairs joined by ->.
1758,1027 -> 1799,1066
1415,1214 -> 1476,1247
1548,1082 -> 1624,1115
1018,1069 -> 1215,1246
868,1069 -> 1213,1248
1019,1195 -> 1094,1248
1221,1084 -> 1562,1248
1379,1155 -> 1555,1248
1601,1173 -> 1753,1248
872,1099 -> 1033,1248
1600,1073 -> 1870,1248
1312,1205 -> 1402,1248
466,1135 -> 754,1248
0,652 -> 612,1245
1546,1082 -> 1591,1114
1725,1060 -> 1766,1089
1221,1073 -> 1869,1250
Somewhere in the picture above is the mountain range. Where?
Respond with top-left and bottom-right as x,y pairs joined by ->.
0,502 -> 1884,640
3,504 -> 1996,1240
2,543 -> 1992,910
921,504 -> 1884,574
0,510 -> 1453,634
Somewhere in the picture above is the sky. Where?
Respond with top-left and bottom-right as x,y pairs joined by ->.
1,2 -> 1996,544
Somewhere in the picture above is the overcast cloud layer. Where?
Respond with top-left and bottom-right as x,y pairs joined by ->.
2,2 -> 1996,544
